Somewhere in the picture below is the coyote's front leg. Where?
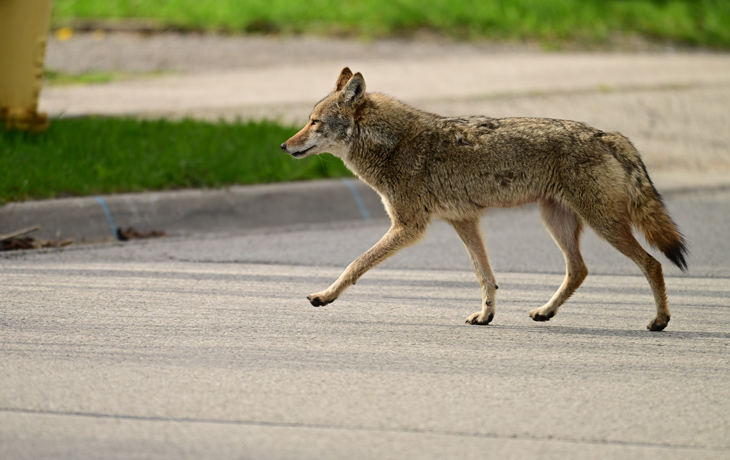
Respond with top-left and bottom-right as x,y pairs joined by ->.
307,223 -> 425,306
449,218 -> 499,325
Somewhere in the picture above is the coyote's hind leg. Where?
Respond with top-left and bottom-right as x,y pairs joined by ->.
449,218 -> 499,325
530,198 -> 589,322
588,220 -> 671,331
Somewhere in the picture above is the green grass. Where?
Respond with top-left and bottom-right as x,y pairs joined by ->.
43,69 -> 172,87
51,0 -> 730,49
0,117 -> 352,204
44,69 -> 125,86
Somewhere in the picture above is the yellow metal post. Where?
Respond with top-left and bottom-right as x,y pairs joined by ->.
0,0 -> 54,131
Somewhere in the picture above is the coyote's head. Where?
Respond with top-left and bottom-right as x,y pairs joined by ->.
281,67 -> 365,160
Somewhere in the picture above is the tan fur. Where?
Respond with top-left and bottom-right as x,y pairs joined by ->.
281,67 -> 687,331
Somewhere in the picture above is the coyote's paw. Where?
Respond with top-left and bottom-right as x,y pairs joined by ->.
307,293 -> 334,307
529,307 -> 556,322
647,316 -> 670,331
466,312 -> 494,325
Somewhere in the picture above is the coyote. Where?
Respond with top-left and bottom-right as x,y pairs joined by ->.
281,67 -> 687,331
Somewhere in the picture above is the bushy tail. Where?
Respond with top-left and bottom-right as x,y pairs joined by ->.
601,133 -> 688,271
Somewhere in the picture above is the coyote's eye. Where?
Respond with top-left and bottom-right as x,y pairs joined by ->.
311,119 -> 321,127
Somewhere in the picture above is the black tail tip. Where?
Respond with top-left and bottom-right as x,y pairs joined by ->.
666,241 -> 689,272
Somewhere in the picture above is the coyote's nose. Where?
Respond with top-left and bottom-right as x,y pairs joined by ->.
280,142 -> 287,151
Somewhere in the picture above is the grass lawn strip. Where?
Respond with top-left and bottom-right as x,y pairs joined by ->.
50,0 -> 730,49
1,117 -> 352,204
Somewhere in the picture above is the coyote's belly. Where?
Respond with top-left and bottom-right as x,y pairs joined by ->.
422,148 -> 550,220
426,172 -> 544,221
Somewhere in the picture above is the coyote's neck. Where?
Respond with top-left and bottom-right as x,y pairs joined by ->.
346,94 -> 434,192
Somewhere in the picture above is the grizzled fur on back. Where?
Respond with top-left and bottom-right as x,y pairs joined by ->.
281,67 -> 687,331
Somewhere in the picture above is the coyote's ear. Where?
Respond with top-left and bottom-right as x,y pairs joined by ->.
341,72 -> 366,107
335,67 -> 353,91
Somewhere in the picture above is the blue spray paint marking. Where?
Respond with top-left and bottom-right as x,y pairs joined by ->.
94,197 -> 121,240
342,179 -> 370,220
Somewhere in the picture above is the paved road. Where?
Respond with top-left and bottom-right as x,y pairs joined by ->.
2,189 -> 729,459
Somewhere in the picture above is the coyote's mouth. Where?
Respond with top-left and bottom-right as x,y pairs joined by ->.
291,145 -> 315,158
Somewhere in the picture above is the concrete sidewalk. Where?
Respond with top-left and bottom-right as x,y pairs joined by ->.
40,52 -> 730,121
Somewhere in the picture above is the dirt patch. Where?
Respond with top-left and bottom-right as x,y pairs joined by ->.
0,226 -> 73,251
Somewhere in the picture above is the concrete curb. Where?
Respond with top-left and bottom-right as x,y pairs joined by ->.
1,171 -> 728,244
0,179 -> 386,242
